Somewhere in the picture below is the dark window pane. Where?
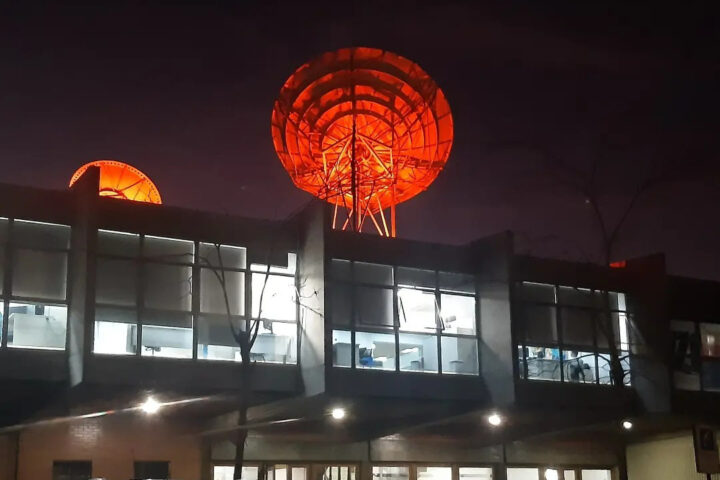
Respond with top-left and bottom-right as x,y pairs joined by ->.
355,287 -> 393,327
702,361 -> 720,392
134,461 -> 169,479
143,235 -> 193,261
560,308 -> 595,347
354,262 -> 393,285
558,287 -> 602,308
200,268 -> 244,315
596,312 -> 626,349
98,230 -> 140,256
331,283 -> 352,326
330,259 -> 351,281
144,264 -> 192,311
12,249 -> 67,300
199,242 -> 246,269
397,267 -> 435,289
516,282 -> 555,303
14,220 -> 70,250
517,304 -> 557,344
438,271 -> 475,293
53,460 -> 91,480
96,258 -> 137,305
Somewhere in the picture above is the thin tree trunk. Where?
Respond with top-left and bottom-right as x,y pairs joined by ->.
234,359 -> 252,480
601,289 -> 626,388
233,398 -> 249,480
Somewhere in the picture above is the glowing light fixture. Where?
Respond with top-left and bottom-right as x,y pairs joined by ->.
622,420 -> 633,430
487,412 -> 503,427
140,396 -> 161,415
331,407 -> 346,421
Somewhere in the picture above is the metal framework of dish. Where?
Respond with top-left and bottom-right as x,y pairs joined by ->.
272,47 -> 453,237
69,160 -> 162,204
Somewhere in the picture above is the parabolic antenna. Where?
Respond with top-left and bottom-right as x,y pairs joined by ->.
69,160 -> 162,204
271,47 -> 453,237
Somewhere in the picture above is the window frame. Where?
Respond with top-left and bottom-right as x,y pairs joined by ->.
329,259 -> 480,376
514,282 -> 631,386
1,218 -> 71,351
92,230 -> 299,364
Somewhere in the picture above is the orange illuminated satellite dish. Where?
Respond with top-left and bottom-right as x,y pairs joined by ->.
272,47 -> 453,237
69,160 -> 162,204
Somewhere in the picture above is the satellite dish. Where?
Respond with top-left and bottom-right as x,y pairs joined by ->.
69,160 -> 162,204
272,47 -> 453,237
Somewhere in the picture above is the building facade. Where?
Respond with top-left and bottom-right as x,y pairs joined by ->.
0,167 -> 718,480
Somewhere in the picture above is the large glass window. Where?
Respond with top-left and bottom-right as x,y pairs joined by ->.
323,466 -> 357,480
515,282 -> 631,386
416,467 -> 451,480
93,232 -> 297,364
372,466 -> 410,480
671,320 -> 701,390
673,320 -> 720,392
329,259 -> 479,375
2,220 -> 70,350
458,468 -> 493,480
250,253 -> 297,364
93,230 -> 140,355
213,466 -> 258,480
8,302 -> 67,350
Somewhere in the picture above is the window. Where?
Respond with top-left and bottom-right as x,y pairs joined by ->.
214,465 -> 258,480
671,321 -> 720,392
506,468 -> 538,480
330,260 -> 478,375
93,232 -> 298,364
134,460 -> 169,479
93,230 -> 140,355
458,467 -> 493,480
266,465 -> 307,480
3,220 -> 70,350
505,468 -> 610,480
372,466 -> 410,480
416,467 -> 451,480
515,282 -> 631,386
52,460 -> 91,480
580,470 -> 611,480
356,331 -> 396,370
250,253 -> 297,364
323,465 -> 357,480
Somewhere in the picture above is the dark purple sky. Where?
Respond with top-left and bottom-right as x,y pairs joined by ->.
2,1 -> 719,279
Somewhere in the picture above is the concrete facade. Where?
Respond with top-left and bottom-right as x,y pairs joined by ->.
0,169 -> 718,480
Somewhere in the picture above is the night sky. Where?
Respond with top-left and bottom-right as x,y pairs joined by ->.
2,2 -> 719,279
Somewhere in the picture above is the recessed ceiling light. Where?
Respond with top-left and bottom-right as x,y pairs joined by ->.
140,396 -> 161,415
622,420 -> 633,430
487,412 -> 503,427
331,407 -> 346,421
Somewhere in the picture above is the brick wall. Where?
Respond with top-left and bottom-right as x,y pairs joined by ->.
16,414 -> 201,480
